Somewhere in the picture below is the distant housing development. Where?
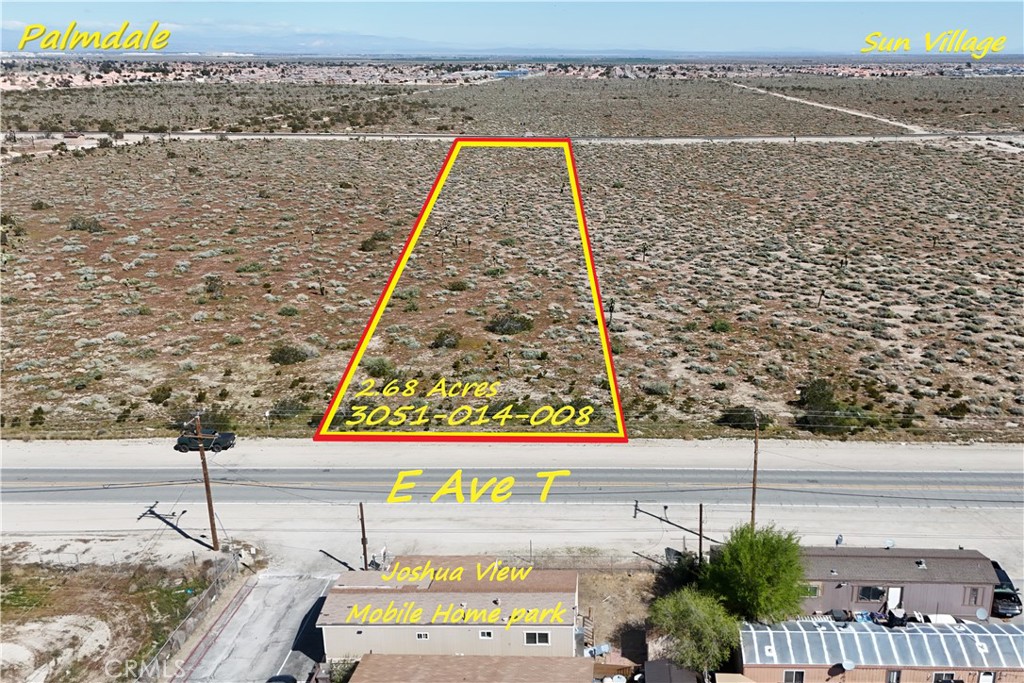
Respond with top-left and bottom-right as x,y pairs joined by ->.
317,556 -> 580,660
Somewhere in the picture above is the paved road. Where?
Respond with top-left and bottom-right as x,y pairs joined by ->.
4,436 -> 1021,471
177,573 -> 332,683
3,467 -> 1021,507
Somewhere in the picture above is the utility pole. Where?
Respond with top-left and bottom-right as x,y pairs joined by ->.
698,503 -> 704,565
750,413 -> 759,528
190,413 -> 220,551
633,501 -> 721,546
359,502 -> 369,571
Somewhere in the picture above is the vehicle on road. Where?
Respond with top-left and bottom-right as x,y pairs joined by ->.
174,429 -> 236,453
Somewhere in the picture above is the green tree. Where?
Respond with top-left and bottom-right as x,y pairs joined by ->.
650,586 -> 739,682
700,524 -> 805,623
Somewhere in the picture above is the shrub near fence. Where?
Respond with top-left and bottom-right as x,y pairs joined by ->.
135,554 -> 240,683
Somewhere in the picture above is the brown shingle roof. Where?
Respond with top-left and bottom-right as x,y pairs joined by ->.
330,556 -> 578,594
318,590 -> 575,627
348,653 -> 594,683
318,556 -> 578,628
802,547 -> 998,584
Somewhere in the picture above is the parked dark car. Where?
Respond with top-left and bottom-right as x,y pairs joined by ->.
992,560 -> 1016,590
174,429 -> 236,453
993,588 -> 1022,618
990,561 -> 1021,618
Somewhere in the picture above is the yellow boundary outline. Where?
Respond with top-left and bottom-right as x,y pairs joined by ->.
317,139 -> 626,440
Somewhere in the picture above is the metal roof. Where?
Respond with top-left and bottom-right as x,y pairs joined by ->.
741,621 -> 1024,670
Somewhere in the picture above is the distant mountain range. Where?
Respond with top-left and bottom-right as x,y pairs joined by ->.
3,27 -> 1021,59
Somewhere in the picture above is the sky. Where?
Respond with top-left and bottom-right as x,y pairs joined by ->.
2,2 -> 1022,55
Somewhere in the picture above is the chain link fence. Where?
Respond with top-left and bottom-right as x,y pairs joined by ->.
502,549 -> 654,571
134,552 -> 240,683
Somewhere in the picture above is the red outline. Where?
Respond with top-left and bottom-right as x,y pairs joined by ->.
313,137 -> 627,443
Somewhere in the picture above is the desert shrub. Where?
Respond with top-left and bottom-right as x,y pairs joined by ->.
485,312 -> 533,335
167,403 -> 235,432
358,230 -> 391,252
278,305 -> 300,317
936,400 -> 971,420
363,357 -> 397,379
269,344 -> 310,365
642,381 -> 672,396
716,406 -> 773,430
0,214 -> 23,236
429,327 -> 462,349
150,385 -> 173,405
328,659 -> 357,683
270,397 -> 308,421
392,288 -> 419,300
447,279 -> 470,292
204,274 -> 225,299
794,378 -> 870,434
28,407 -> 45,427
67,216 -> 104,233
710,319 -> 731,333
799,379 -> 836,411
97,137 -> 114,149
235,262 -> 263,273
30,200 -> 52,210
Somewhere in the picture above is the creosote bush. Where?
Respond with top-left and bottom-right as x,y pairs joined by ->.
716,406 -> 773,430
29,407 -> 45,427
429,327 -> 462,349
270,397 -> 308,421
363,357 -> 397,379
485,311 -> 533,335
67,216 -> 104,233
269,344 -> 310,365
149,385 -> 173,405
